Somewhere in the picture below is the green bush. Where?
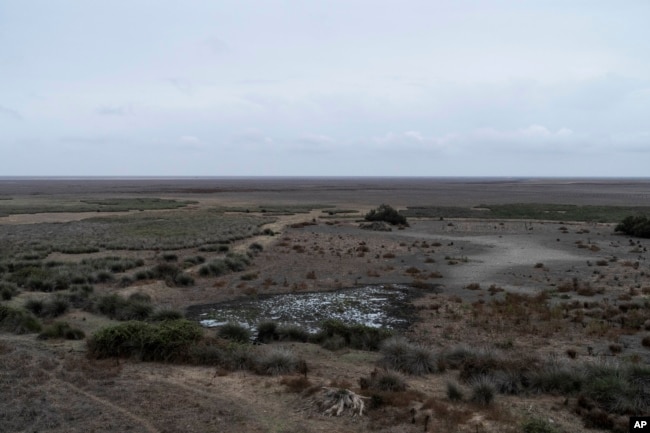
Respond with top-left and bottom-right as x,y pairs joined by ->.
87,319 -> 202,361
365,204 -> 408,226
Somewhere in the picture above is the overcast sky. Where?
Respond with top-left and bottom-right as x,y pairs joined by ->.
2,1 -> 649,177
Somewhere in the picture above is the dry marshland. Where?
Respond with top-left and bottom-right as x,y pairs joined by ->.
1,178 -> 649,433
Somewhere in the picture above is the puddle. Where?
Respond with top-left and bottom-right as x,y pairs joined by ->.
186,284 -> 438,332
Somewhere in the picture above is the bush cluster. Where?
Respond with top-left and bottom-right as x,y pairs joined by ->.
135,263 -> 194,287
0,305 -> 41,334
38,321 -> 85,340
198,253 -> 251,277
615,215 -> 650,238
255,321 -> 310,343
93,293 -> 153,321
87,319 -> 203,362
380,337 -> 438,375
88,321 -> 306,376
24,297 -> 70,318
364,204 -> 408,226
314,319 -> 393,351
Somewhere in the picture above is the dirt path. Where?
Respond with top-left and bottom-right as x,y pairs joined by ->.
43,369 -> 162,433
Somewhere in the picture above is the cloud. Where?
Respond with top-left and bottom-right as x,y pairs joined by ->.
290,134 -> 337,153
230,130 -> 274,150
95,105 -> 131,116
168,78 -> 193,95
201,36 -> 228,55
0,105 -> 22,120
177,135 -> 206,151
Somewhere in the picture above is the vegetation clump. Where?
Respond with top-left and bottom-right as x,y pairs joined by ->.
315,319 -> 393,351
615,215 -> 650,238
0,305 -> 42,334
217,322 -> 252,343
38,321 -> 85,340
93,293 -> 153,321
87,319 -> 203,361
364,204 -> 408,226
380,336 -> 438,375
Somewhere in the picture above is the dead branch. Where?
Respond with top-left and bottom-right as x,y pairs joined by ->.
319,387 -> 369,417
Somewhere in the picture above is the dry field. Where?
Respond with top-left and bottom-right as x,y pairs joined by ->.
1,177 -> 649,433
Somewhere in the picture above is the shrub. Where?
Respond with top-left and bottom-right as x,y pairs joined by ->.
373,371 -> 407,392
218,322 -> 252,343
365,204 -> 408,226
581,361 -> 650,415
87,319 -> 203,362
642,336 -> 650,348
162,253 -> 178,262
380,336 -> 412,372
255,348 -> 300,376
528,359 -> 583,395
24,299 -> 44,316
0,282 -> 18,301
173,273 -> 194,286
149,309 -> 184,322
321,334 -> 347,351
276,324 -> 310,342
403,345 -> 438,375
493,369 -> 525,395
249,242 -> 263,252
224,253 -> 250,272
256,321 -> 278,343
446,382 -> 464,401
615,215 -> 650,238
38,321 -> 85,340
199,260 -> 228,277
42,297 -> 70,318
0,305 -> 41,334
317,319 -> 392,351
470,375 -> 495,405
94,294 -> 153,321
521,418 -> 560,433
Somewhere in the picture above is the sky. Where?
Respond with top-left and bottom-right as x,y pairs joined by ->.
1,0 -> 649,177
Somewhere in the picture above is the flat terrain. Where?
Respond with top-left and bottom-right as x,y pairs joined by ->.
1,177 -> 649,433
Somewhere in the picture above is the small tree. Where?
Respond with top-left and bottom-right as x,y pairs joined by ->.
365,204 -> 408,226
